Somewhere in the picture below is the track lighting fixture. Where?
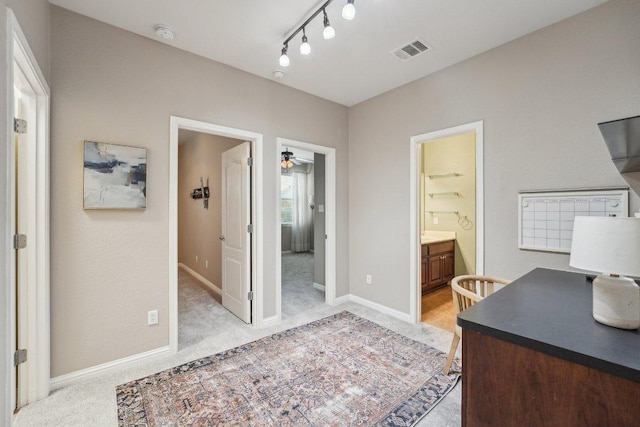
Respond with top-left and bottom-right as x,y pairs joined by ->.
278,0 -> 361,67
342,0 -> 356,20
300,28 -> 311,55
279,45 -> 290,67
323,9 -> 335,40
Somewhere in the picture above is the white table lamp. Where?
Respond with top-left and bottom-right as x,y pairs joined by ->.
570,217 -> 640,329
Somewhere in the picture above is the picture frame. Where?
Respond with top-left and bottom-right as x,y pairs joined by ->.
83,141 -> 147,209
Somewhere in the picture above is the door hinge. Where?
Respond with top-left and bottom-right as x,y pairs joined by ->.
247,224 -> 253,234
14,118 -> 27,134
325,234 -> 328,240
13,234 -> 27,250
247,157 -> 253,167
247,291 -> 254,301
14,349 -> 27,366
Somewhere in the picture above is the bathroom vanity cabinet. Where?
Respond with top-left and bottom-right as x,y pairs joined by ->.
421,239 -> 455,293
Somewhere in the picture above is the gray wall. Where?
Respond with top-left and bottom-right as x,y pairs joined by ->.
348,0 -> 640,314
281,225 -> 292,252
50,6 -> 349,376
0,0 -> 50,423
178,132 -> 242,288
314,153 -> 326,285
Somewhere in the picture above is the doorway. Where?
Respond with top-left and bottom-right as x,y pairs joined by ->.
279,147 -> 323,318
176,130 -> 247,349
7,10 -> 51,415
276,138 -> 337,323
169,117 -> 264,354
409,121 -> 484,324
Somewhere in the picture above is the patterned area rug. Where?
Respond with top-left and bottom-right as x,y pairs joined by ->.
117,311 -> 460,426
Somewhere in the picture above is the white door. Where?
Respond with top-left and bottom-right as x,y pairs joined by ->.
221,142 -> 251,323
13,68 -> 35,411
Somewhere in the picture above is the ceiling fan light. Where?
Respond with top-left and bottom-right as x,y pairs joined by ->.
342,0 -> 356,20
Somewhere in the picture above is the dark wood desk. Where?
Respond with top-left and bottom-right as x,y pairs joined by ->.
457,268 -> 640,426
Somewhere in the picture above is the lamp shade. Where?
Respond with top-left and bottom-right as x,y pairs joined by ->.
570,217 -> 640,277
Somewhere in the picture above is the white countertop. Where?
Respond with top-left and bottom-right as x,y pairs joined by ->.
421,231 -> 456,245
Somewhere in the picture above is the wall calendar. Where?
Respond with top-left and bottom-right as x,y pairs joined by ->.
518,188 -> 629,253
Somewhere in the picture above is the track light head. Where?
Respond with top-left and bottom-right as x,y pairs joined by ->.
342,0 -> 356,20
300,28 -> 311,55
279,45 -> 290,67
323,9 -> 335,40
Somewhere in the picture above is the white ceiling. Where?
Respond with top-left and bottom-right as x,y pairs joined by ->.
49,0 -> 607,106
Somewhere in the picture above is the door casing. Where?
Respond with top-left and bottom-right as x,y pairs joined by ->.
275,137 -> 337,323
6,8 -> 51,416
409,121 -> 485,324
168,117 -> 264,354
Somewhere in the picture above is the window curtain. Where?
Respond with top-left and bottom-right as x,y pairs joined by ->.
291,166 -> 314,253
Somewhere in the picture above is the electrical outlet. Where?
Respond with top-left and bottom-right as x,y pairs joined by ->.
366,274 -> 372,285
195,255 -> 198,263
148,310 -> 158,326
433,217 -> 439,225
206,260 -> 209,268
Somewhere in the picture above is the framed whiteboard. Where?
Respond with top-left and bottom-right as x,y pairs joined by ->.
518,188 -> 629,253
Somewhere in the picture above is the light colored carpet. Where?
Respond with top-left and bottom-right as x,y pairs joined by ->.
15,272 -> 461,426
178,268 -> 226,350
281,251 -> 325,318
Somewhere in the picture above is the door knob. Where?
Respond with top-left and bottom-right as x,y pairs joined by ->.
219,236 -> 225,241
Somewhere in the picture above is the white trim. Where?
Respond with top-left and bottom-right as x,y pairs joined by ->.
409,121 -> 484,324
335,295 -> 413,323
313,282 -> 326,292
261,315 -> 279,328
169,117 -> 264,354
178,263 -> 221,295
49,346 -> 170,391
334,295 -> 351,305
276,138 -> 337,325
7,9 -> 51,414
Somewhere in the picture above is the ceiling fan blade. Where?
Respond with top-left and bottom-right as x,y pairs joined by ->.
291,158 -> 302,165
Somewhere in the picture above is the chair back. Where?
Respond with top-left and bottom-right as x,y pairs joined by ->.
451,275 -> 511,315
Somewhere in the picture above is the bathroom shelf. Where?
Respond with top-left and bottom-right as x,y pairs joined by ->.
428,192 -> 460,198
428,211 -> 459,215
428,172 -> 461,179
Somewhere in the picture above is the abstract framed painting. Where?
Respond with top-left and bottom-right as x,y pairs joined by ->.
83,141 -> 147,209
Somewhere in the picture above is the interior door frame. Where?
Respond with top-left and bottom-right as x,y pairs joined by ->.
409,121 -> 484,324
6,8 -> 51,412
275,137 -> 337,322
168,117 -> 264,353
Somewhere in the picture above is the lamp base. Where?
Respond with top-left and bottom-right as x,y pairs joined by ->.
593,275 -> 640,330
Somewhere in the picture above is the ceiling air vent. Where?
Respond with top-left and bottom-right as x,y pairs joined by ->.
391,39 -> 431,62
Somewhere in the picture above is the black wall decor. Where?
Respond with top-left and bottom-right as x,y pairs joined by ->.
191,177 -> 210,209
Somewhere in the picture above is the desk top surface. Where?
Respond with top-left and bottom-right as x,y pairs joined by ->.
457,268 -> 640,383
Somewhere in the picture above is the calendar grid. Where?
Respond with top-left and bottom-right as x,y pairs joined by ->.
518,190 -> 629,253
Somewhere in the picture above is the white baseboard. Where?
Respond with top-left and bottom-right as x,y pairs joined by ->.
313,282 -> 325,292
49,346 -> 170,391
333,294 -> 413,323
335,294 -> 350,305
178,263 -> 221,295
261,315 -> 280,328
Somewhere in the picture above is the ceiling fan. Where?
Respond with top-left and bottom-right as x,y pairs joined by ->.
281,148 -> 313,169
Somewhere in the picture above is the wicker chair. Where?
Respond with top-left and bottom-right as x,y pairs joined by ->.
443,275 -> 511,375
